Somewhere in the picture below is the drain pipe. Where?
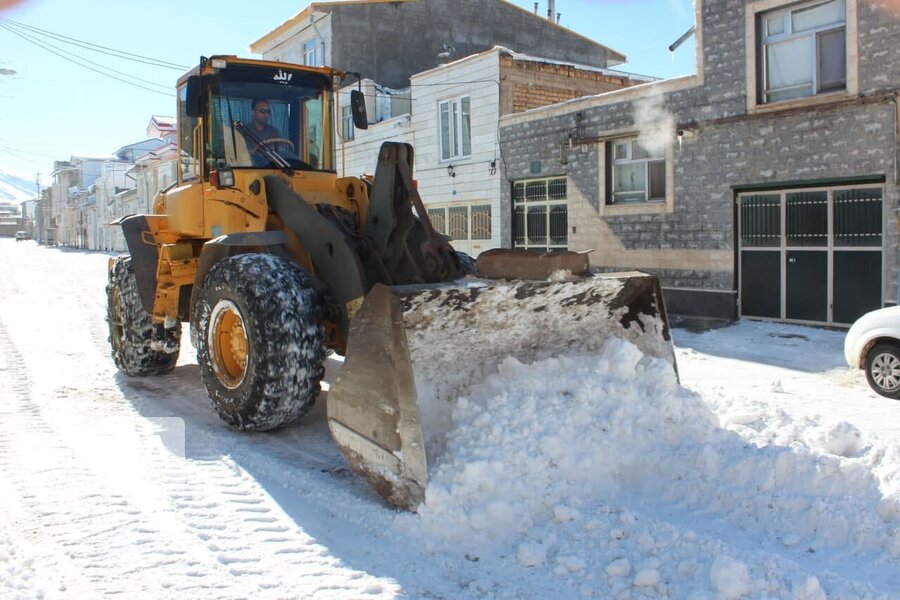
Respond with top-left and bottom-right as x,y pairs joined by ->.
892,92 -> 899,185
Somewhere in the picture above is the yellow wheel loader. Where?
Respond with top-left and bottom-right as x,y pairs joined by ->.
106,55 -> 677,511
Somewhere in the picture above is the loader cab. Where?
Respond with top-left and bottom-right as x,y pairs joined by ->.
177,59 -> 337,182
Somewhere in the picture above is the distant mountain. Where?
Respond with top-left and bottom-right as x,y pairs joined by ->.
0,169 -> 38,205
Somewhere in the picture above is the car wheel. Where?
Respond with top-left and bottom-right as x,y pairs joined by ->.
864,343 -> 900,399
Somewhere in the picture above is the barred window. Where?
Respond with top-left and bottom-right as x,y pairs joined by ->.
512,177 -> 567,251
426,202 -> 491,241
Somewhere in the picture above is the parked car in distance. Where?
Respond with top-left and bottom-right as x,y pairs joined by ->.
15,231 -> 29,241
845,305 -> 900,399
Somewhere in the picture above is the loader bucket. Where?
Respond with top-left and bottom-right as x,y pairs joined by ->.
327,271 -> 676,511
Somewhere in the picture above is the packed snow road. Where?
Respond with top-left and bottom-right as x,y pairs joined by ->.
1,239 -> 898,599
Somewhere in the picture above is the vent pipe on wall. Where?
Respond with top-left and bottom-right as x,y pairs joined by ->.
668,26 -> 695,52
534,2 -> 538,15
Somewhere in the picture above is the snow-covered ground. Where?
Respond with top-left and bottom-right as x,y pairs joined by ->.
1,239 -> 898,599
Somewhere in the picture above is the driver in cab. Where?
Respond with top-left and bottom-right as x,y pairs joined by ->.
247,98 -> 286,164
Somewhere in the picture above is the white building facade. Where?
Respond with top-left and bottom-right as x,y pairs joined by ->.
337,47 -> 649,256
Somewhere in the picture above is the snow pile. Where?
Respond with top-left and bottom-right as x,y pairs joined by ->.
0,532 -> 44,600
412,338 -> 900,597
402,276 -> 675,460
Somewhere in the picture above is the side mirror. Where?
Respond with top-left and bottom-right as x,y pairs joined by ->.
350,89 -> 368,131
185,76 -> 203,118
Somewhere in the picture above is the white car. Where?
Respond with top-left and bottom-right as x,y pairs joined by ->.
844,305 -> 900,399
15,231 -> 28,241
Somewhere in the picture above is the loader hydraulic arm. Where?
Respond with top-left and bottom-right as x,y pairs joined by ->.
362,142 -> 464,286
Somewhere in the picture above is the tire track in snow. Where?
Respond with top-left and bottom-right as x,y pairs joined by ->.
2,244 -> 449,597
0,318 -> 267,598
142,451 -> 400,597
0,250 -> 402,598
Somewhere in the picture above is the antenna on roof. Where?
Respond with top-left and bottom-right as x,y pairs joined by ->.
437,44 -> 455,65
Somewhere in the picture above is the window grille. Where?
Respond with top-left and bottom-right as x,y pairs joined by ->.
834,188 -> 882,247
448,206 -> 468,240
512,177 -> 568,251
426,202 -> 491,241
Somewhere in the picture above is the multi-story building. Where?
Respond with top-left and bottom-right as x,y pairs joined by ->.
49,157 -> 104,247
251,0 -> 646,256
48,135 -> 171,250
499,0 -> 900,327
337,46 -> 652,255
250,0 -> 625,87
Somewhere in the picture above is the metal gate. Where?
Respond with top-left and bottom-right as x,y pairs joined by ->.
427,202 -> 493,257
738,184 -> 883,326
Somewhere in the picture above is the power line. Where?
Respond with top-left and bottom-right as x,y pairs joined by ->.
0,145 -> 50,168
0,23 -> 173,92
0,23 -> 174,97
0,142 -> 60,160
0,16 -> 188,71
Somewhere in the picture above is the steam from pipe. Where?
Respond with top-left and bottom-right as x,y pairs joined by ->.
633,94 -> 675,158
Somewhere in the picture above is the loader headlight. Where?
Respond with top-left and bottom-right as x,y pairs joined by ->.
213,169 -> 235,188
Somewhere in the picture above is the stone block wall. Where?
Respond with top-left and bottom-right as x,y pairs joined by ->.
498,0 -> 900,319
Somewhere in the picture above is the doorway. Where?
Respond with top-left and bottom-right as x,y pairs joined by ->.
738,184 -> 883,326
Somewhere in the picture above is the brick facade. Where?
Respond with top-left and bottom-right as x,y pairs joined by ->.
499,55 -> 646,114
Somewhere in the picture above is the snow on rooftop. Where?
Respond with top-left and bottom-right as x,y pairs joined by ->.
150,115 -> 176,126
414,45 -> 657,83
498,46 -> 658,82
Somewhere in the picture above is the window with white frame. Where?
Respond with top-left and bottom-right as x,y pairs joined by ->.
757,0 -> 846,104
438,96 -> 471,161
340,105 -> 354,141
607,138 -> 666,204
303,39 -> 324,67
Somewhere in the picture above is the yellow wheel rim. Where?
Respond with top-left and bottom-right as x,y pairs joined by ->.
208,300 -> 248,389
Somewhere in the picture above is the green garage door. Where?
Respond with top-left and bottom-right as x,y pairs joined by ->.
738,185 -> 883,326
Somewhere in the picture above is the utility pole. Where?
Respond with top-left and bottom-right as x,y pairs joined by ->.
33,172 -> 40,240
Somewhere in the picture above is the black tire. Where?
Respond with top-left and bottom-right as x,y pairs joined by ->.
865,343 -> 900,399
195,253 -> 326,430
455,250 -> 476,275
107,256 -> 181,376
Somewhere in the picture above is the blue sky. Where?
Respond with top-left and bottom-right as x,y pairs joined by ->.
0,0 -> 695,183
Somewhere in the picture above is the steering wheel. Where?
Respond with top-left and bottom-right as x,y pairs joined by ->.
257,137 -> 294,151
